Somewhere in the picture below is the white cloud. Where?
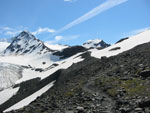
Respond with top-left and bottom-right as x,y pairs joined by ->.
32,27 -> 55,35
46,35 -> 79,44
55,36 -> 63,41
2,27 -> 12,31
45,35 -> 64,44
0,26 -> 26,37
5,30 -> 22,36
0,26 -> 56,38
55,0 -> 128,35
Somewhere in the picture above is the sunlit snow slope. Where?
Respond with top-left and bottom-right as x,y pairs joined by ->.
91,30 -> 150,58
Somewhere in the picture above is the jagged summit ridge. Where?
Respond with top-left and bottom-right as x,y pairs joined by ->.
3,31 -> 53,55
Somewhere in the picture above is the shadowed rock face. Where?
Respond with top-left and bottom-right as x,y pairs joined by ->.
3,31 -> 54,55
115,37 -> 129,44
53,46 -> 87,59
6,42 -> 150,113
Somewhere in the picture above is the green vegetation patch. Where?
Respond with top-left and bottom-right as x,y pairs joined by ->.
95,76 -> 150,97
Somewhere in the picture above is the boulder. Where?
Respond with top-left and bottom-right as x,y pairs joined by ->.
139,70 -> 150,78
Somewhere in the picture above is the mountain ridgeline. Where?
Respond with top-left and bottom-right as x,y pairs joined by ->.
3,31 -> 54,55
0,30 -> 150,113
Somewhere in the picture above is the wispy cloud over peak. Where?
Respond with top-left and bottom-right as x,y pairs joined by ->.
5,30 -> 22,36
2,27 -> 12,31
32,27 -> 55,35
0,26 -> 25,37
0,26 -> 55,38
54,0 -> 128,35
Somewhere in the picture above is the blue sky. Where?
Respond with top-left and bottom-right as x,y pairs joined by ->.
0,0 -> 149,45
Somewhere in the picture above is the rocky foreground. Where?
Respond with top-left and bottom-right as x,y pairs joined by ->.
8,42 -> 150,113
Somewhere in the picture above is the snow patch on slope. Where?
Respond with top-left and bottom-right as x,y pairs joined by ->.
0,53 -> 60,69
16,52 -> 84,84
0,87 -> 20,105
91,30 -> 150,58
4,81 -> 54,112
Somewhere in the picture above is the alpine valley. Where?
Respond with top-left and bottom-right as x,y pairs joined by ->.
0,30 -> 150,113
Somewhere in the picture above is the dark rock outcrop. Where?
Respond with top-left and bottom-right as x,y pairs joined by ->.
53,46 -> 87,59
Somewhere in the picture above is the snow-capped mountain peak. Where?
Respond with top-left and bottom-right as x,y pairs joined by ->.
15,30 -> 35,40
83,39 -> 110,49
3,31 -> 53,55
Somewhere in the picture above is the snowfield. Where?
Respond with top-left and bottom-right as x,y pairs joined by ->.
4,81 -> 55,112
0,53 -> 60,69
0,63 -> 22,90
0,87 -> 20,105
91,30 -> 150,58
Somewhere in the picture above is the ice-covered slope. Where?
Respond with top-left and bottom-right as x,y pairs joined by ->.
0,63 -> 22,90
3,31 -> 53,55
91,30 -> 150,58
0,42 -> 10,53
83,39 -> 110,49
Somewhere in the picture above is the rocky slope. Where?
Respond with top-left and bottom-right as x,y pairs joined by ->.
0,30 -> 150,113
6,41 -> 150,113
